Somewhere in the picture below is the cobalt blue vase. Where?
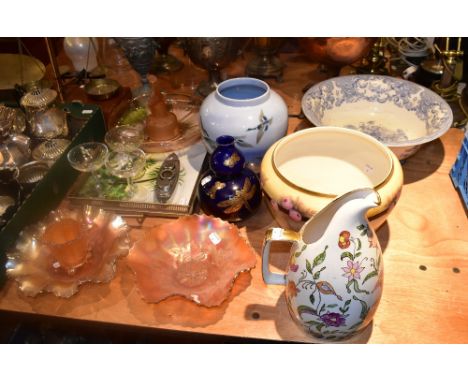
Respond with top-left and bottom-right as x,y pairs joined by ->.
198,135 -> 262,222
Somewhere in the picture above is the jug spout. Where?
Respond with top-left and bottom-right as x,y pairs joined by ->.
336,188 -> 381,218
301,188 -> 381,245
358,188 -> 381,210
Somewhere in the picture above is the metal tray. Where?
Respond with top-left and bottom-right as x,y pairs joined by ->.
67,141 -> 207,219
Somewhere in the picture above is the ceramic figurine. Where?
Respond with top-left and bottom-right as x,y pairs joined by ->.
198,135 -> 262,222
199,77 -> 288,169
262,188 -> 384,341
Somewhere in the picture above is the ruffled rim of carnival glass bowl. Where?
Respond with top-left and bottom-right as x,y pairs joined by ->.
5,206 -> 130,298
126,214 -> 257,307
301,74 -> 453,148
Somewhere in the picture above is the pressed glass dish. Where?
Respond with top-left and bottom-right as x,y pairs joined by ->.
127,214 -> 257,307
115,93 -> 201,153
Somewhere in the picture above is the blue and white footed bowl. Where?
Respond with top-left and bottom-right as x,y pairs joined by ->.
200,77 -> 288,167
302,75 -> 453,160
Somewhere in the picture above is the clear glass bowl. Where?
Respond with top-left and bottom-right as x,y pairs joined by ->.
105,125 -> 144,152
67,142 -> 108,173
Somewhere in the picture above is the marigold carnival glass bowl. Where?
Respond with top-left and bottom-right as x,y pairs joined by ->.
302,74 -> 453,160
5,206 -> 130,298
260,127 -> 403,232
127,214 -> 257,307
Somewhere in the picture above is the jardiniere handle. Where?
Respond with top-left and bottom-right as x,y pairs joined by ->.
261,227 -> 301,285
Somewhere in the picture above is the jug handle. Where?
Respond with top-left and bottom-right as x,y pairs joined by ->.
262,227 -> 301,285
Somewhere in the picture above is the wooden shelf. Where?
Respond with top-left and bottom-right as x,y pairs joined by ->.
1,48 -> 467,343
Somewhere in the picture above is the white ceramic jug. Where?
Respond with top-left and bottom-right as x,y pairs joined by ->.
262,188 -> 383,341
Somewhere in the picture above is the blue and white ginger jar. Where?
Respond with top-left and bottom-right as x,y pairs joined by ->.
199,77 -> 288,166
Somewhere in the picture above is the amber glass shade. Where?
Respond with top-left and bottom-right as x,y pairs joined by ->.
298,37 -> 376,68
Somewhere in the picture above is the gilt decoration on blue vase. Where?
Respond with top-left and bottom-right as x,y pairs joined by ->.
198,135 -> 262,222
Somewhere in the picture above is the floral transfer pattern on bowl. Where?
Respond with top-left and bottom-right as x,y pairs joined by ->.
127,215 -> 257,307
302,75 -> 453,159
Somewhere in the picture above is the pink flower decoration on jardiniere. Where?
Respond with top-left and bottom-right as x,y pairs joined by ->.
341,260 -> 365,281
288,209 -> 302,222
280,197 -> 294,210
338,230 -> 351,249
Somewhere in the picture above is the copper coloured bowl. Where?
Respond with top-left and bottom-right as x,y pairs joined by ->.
298,37 -> 376,68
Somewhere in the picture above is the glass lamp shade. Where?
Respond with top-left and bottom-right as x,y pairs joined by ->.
63,37 -> 99,72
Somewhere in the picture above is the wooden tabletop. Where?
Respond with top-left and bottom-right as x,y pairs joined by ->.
1,45 -> 467,343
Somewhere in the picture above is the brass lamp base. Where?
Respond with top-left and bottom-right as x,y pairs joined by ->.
431,80 -> 459,101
